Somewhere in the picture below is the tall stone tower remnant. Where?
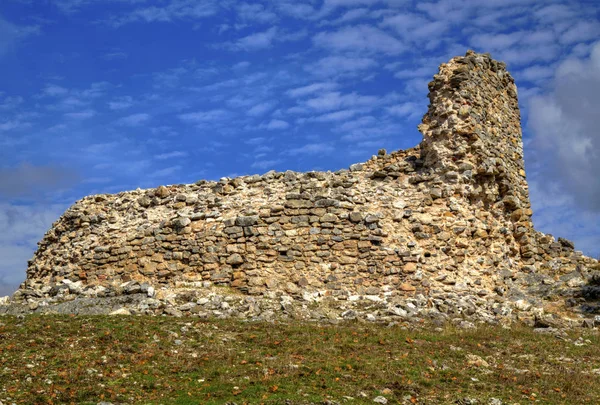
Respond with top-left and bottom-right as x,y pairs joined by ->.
419,50 -> 535,260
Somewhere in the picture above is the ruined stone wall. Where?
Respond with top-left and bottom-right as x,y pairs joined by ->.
21,52 -> 598,312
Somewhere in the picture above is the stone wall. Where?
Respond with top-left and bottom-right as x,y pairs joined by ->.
15,51 -> 599,322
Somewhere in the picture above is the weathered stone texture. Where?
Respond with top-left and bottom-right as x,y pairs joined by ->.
13,51 -> 598,323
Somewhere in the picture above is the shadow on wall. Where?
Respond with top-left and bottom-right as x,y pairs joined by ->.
551,259 -> 600,327
578,270 -> 600,316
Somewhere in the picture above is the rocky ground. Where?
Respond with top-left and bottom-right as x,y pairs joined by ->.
3,268 -> 600,330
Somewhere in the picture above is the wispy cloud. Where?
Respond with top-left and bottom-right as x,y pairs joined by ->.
104,0 -> 220,27
102,50 -> 127,60
178,109 -> 230,122
286,82 -> 338,98
64,109 -> 96,120
326,7 -> 371,25
251,159 -> 282,169
151,165 -> 182,177
236,3 -> 277,24
381,12 -> 449,44
527,41 -> 600,211
0,16 -> 39,56
560,21 -> 600,45
262,119 -> 289,130
386,102 -> 422,119
40,82 -> 112,111
0,95 -> 24,110
228,27 -> 278,51
117,113 -> 150,126
312,109 -> 359,122
247,101 -> 276,117
0,202 -> 68,288
305,55 -> 378,77
285,142 -> 335,156
155,151 -> 189,160
42,84 -> 69,97
108,96 -> 134,110
304,91 -> 380,111
313,25 -> 406,55
0,119 -> 32,132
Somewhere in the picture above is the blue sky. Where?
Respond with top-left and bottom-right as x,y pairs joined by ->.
0,0 -> 599,294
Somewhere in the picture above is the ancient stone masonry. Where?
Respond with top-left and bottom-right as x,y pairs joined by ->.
7,51 -> 599,325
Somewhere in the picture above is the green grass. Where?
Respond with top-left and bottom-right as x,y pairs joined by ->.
0,315 -> 599,404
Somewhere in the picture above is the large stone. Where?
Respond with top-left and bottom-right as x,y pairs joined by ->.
227,254 -> 244,265
349,212 -> 363,223
235,216 -> 259,226
154,185 -> 170,198
172,217 -> 191,228
320,213 -> 338,223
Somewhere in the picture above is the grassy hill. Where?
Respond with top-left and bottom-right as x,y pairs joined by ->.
0,316 -> 599,404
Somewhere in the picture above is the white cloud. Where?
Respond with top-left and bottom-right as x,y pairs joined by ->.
0,120 -> 31,132
178,109 -> 230,122
313,25 -> 406,55
529,179 -> 600,257
313,109 -> 358,122
232,61 -> 251,70
155,151 -> 189,160
534,4 -> 576,23
337,115 -> 378,132
237,3 -> 277,23
151,165 -> 182,177
245,137 -> 266,145
0,203 -> 66,287
328,7 -> 371,25
318,0 -> 396,16
286,142 -> 335,155
105,0 -> 220,27
527,41 -> 600,212
251,159 -> 282,169
381,12 -> 449,42
0,95 -> 23,110
305,91 -> 379,111
263,119 -> 289,130
247,101 -> 277,117
102,51 -> 128,60
517,65 -> 555,82
499,44 -> 561,66
117,113 -> 150,126
560,21 -> 600,45
231,27 -> 278,50
386,102 -> 422,119
43,84 -> 69,97
274,2 -> 316,19
385,57 -> 444,81
0,16 -> 39,56
227,94 -> 263,108
286,82 -> 338,98
39,81 -> 112,112
470,31 -> 523,50
469,30 -> 561,66
305,55 -> 378,77
108,96 -> 134,110
64,109 -> 96,120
